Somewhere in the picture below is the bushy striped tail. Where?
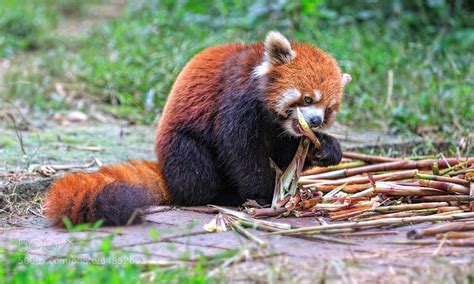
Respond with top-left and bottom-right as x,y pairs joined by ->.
43,160 -> 171,226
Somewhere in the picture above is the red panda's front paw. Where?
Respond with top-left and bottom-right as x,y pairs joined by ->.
306,133 -> 342,167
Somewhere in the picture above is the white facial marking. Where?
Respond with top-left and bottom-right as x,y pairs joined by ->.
314,90 -> 321,102
329,98 -> 337,108
276,88 -> 300,114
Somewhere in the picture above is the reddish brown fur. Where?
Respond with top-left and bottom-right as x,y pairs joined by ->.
44,161 -> 170,225
156,43 -> 264,154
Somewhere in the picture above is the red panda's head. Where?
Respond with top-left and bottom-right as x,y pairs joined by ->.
255,31 -> 351,137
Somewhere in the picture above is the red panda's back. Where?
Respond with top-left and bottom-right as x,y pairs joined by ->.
156,43 -> 260,153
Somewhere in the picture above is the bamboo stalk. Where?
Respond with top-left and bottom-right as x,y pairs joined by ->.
406,155 -> 437,160
301,183 -> 372,193
208,205 -> 291,230
374,183 -> 446,196
449,168 -> 474,176
302,161 -> 366,176
323,196 -> 369,204
237,220 -> 280,233
342,151 -> 400,163
372,202 -> 449,212
440,161 -> 470,175
266,212 -> 474,236
434,210 -> 465,216
416,173 -> 469,187
351,187 -> 376,198
389,238 -> 474,246
293,211 -> 322,218
272,138 -> 310,208
300,170 -> 418,186
230,221 -> 267,248
322,183 -> 348,200
335,230 -> 399,237
437,206 -> 464,213
356,209 -> 438,221
299,197 -> 322,209
436,232 -> 474,239
407,221 -> 474,239
415,195 -> 474,202
329,204 -> 373,221
418,179 -> 469,194
248,207 -> 287,218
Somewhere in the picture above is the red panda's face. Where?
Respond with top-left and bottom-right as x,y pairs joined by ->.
254,32 -> 351,137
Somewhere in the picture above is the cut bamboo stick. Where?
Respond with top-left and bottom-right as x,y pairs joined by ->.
415,195 -> 474,202
372,202 -> 449,212
248,207 -> 287,218
416,173 -> 469,187
407,221 -> 474,239
303,161 -> 366,176
437,206 -> 464,213
329,204 -> 373,221
300,170 -> 418,186
266,212 -> 474,236
299,197 -> 323,209
302,183 -> 372,193
374,183 -> 446,196
418,179 -> 469,194
356,209 -> 438,221
436,232 -> 474,239
342,152 -> 400,163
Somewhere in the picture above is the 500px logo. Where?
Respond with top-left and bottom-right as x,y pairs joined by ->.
15,239 -> 73,253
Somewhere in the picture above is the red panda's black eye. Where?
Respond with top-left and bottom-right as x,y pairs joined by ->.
304,96 -> 313,104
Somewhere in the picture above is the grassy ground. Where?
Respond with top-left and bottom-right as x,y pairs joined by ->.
1,0 -> 473,133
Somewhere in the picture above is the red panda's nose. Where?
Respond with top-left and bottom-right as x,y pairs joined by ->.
309,116 -> 323,128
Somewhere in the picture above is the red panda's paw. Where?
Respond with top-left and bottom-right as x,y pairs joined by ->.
306,133 -> 342,168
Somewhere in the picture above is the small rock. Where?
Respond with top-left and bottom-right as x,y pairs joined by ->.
66,111 -> 88,123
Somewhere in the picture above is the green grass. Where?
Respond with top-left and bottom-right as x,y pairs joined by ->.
0,246 -> 212,284
0,221 -> 217,284
1,0 -> 473,132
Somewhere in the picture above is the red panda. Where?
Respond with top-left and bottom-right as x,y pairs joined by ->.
44,31 -> 351,226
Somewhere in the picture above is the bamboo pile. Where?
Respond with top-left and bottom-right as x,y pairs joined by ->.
205,110 -> 474,245
205,150 -> 474,245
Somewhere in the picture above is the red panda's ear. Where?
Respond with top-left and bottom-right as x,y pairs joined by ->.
263,31 -> 296,66
342,73 -> 352,87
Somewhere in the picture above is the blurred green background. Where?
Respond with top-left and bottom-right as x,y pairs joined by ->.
0,0 -> 473,134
